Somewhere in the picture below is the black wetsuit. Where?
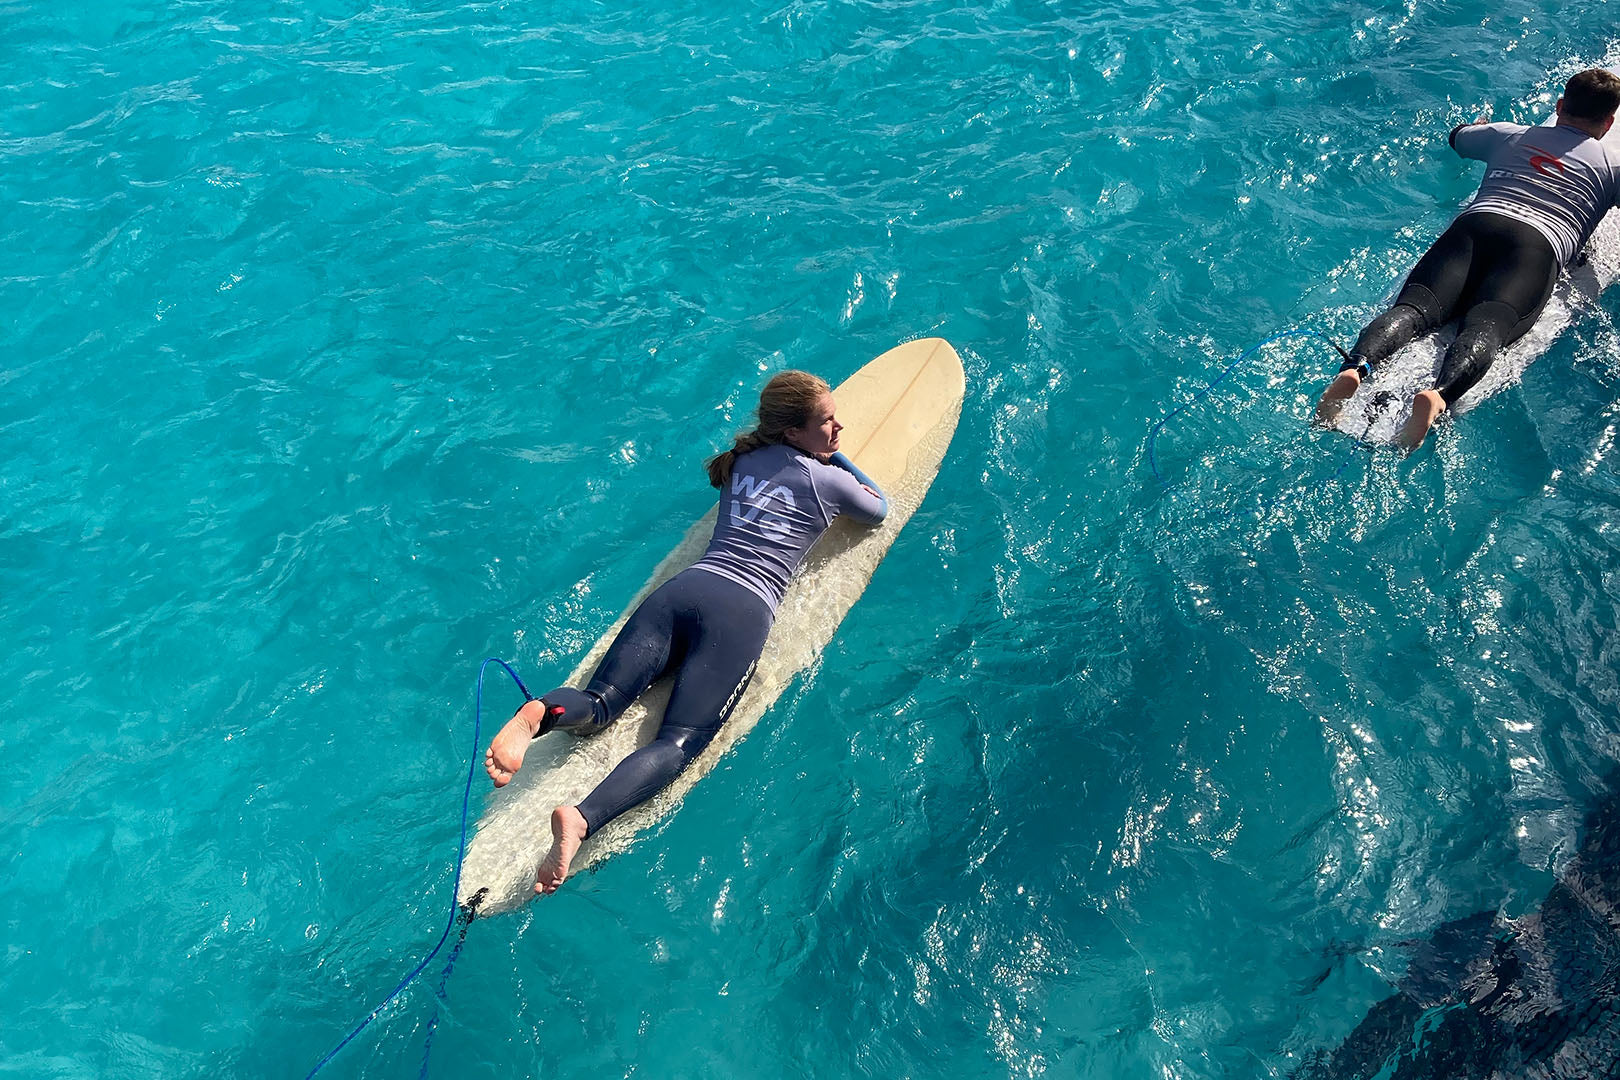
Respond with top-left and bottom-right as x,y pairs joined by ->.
1348,212 -> 1557,405
1345,119 -> 1620,405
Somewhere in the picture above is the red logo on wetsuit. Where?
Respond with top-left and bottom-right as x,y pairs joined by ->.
1526,145 -> 1565,177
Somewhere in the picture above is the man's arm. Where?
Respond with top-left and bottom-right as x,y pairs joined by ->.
1451,119 -> 1520,160
1448,114 -> 1491,150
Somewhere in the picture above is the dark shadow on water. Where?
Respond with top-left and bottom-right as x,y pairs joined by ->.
1294,767 -> 1620,1080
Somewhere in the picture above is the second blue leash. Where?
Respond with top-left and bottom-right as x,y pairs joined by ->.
305,656 -> 533,1080
1146,328 -> 1353,486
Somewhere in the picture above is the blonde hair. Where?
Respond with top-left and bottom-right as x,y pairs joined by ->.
707,370 -> 832,488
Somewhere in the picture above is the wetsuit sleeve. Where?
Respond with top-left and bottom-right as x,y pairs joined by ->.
1450,121 -> 1520,160
820,453 -> 887,525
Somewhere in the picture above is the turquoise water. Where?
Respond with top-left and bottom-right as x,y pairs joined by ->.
5,0 -> 1620,1075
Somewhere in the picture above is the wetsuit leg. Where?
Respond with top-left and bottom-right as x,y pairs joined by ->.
1343,303 -> 1428,373
1342,218 -> 1475,373
1434,215 -> 1558,406
536,576 -> 687,738
575,572 -> 773,835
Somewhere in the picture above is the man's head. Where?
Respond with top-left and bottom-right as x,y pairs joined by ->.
1558,68 -> 1620,135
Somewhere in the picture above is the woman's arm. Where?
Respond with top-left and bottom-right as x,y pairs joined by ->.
828,451 -> 888,522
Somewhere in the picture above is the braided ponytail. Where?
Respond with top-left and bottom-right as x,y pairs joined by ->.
706,429 -> 771,489
707,370 -> 832,488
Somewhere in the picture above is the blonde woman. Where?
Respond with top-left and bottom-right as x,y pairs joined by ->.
484,371 -> 887,893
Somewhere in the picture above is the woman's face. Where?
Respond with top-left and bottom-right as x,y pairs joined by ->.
785,393 -> 842,460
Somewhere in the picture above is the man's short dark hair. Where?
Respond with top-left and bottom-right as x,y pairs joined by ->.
1563,68 -> 1620,122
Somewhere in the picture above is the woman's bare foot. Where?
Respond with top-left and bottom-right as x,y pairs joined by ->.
485,700 -> 546,787
1314,369 -> 1362,424
1398,389 -> 1447,450
536,805 -> 588,895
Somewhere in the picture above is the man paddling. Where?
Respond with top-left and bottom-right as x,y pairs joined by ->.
1316,68 -> 1620,448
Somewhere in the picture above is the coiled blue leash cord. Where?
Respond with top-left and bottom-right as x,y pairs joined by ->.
304,656 -> 534,1080
1146,328 -> 1355,486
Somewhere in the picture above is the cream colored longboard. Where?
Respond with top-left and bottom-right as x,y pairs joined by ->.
459,338 -> 965,913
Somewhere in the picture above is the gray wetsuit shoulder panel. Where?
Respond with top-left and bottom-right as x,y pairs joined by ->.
691,443 -> 884,610
1452,121 -> 1620,265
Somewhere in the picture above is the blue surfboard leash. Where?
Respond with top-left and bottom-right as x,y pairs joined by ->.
1146,327 -> 1374,492
304,656 -> 534,1080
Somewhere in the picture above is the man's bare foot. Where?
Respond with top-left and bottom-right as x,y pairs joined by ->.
1398,389 -> 1447,450
1314,369 -> 1363,424
485,700 -> 546,787
536,805 -> 588,895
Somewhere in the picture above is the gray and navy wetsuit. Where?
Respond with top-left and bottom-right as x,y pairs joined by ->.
542,443 -> 886,835
1346,119 -> 1620,404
